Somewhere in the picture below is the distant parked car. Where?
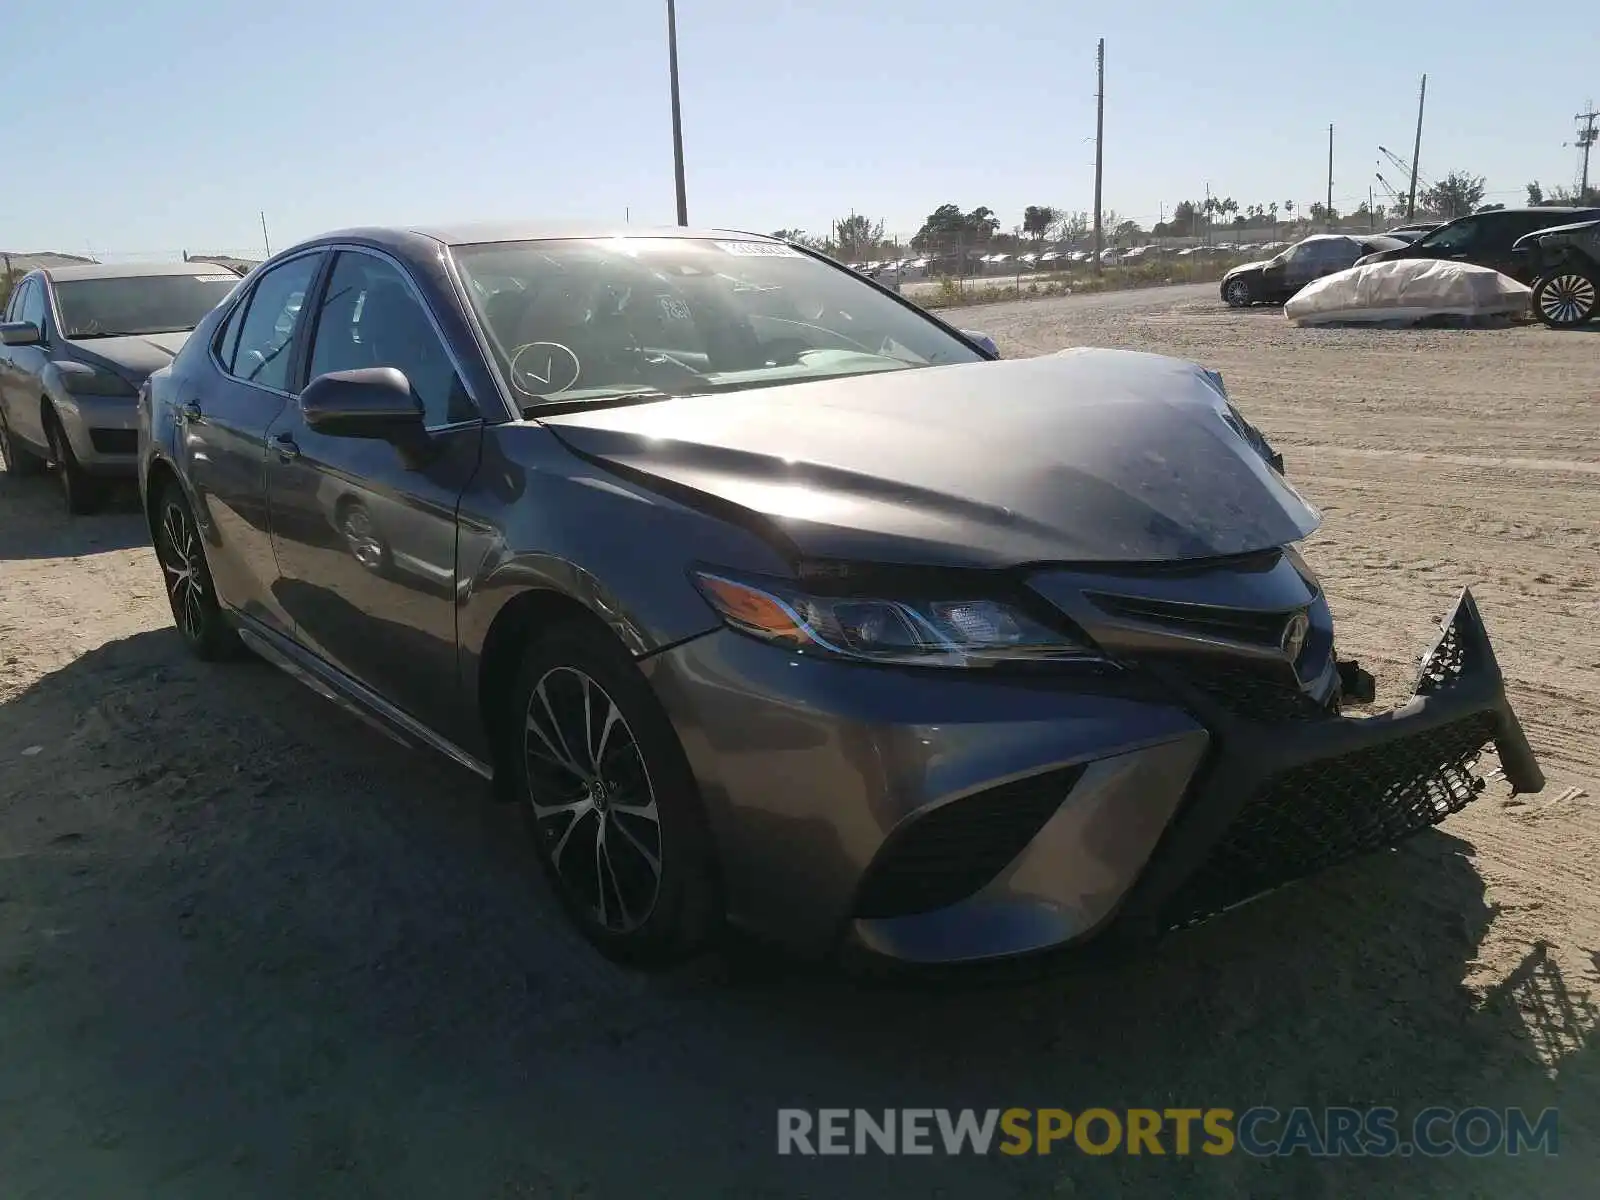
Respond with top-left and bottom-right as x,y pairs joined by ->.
1354,207 -> 1600,283
1516,216 -> 1600,327
1220,233 -> 1406,307
0,262 -> 240,512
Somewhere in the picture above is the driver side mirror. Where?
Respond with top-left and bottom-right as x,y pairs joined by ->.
1,321 -> 41,347
301,366 -> 425,440
960,329 -> 1001,358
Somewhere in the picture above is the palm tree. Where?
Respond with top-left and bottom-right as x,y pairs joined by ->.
1269,202 -> 1279,240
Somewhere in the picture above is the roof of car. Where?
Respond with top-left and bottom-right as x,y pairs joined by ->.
305,222 -> 786,251
42,260 -> 223,282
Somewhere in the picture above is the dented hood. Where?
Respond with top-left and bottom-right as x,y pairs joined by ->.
540,348 -> 1321,567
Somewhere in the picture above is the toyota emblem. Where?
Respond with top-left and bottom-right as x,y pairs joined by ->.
1280,611 -> 1310,661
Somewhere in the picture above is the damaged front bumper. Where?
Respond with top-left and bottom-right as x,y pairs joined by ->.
1109,587 -> 1544,938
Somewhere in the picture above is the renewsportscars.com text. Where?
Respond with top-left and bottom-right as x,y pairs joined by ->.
777,1106 -> 1559,1158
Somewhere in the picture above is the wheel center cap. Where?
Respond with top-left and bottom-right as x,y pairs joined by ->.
590,779 -> 610,811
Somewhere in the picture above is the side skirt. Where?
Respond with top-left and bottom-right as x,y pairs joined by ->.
233,611 -> 495,782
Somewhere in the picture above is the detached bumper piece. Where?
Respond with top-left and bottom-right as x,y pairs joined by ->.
1114,588 -> 1544,937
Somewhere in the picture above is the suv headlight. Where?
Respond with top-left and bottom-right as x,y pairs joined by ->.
57,363 -> 138,397
692,569 -> 1103,667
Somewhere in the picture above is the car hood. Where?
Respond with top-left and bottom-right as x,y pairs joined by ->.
1356,244 -> 1414,264
65,331 -> 190,384
540,348 -> 1321,568
1224,259 -> 1273,278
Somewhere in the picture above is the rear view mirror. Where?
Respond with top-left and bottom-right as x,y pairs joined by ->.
1,321 -> 41,347
301,367 -> 424,440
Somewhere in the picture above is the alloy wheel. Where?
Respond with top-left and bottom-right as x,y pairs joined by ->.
523,666 -> 662,933
1536,273 -> 1597,326
157,499 -> 208,642
1225,280 -> 1251,307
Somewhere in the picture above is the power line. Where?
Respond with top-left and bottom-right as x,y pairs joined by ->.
1575,105 -> 1598,195
1092,37 -> 1105,277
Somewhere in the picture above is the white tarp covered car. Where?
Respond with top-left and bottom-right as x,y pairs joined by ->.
1284,258 -> 1532,326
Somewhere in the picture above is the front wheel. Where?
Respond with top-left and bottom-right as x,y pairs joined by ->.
1223,278 -> 1253,308
509,621 -> 719,966
1531,269 -> 1598,328
152,482 -> 239,660
44,411 -> 105,515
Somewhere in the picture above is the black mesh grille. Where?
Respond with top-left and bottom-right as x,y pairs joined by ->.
853,765 -> 1086,919
89,428 -> 137,454
1158,711 -> 1495,929
1415,619 -> 1470,695
1176,661 -> 1332,723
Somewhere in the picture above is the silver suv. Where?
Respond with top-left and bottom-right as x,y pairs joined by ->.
0,262 -> 240,512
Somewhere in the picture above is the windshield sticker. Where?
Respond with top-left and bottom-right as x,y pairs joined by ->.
714,241 -> 804,258
508,341 -> 581,396
657,295 -> 692,321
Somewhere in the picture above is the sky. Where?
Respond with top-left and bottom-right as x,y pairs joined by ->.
3,0 -> 1597,258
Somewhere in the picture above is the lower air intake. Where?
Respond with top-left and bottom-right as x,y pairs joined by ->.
853,765 -> 1086,919
1159,711 -> 1495,929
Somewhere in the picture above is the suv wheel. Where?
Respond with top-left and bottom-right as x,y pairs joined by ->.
1532,269 -> 1598,328
0,408 -> 45,476
44,410 -> 105,515
509,621 -> 719,965
153,481 -> 239,660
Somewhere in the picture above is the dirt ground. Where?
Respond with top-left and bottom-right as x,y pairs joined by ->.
2,286 -> 1596,1198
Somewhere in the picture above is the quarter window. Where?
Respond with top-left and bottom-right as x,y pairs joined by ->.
213,297 -> 246,371
229,254 -> 322,391
306,251 -> 475,427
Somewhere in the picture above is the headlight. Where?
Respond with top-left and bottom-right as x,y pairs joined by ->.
692,569 -> 1103,667
57,363 -> 138,397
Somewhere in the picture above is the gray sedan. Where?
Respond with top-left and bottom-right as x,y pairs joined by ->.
137,222 -> 1543,967
0,261 -> 240,512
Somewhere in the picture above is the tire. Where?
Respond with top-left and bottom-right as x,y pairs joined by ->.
152,480 -> 239,660
44,409 -> 106,515
1531,268 -> 1598,328
1223,277 -> 1253,308
0,407 -> 46,476
508,620 -> 719,966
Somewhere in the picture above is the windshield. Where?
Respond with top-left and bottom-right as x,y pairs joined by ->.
55,273 -> 240,338
450,237 -> 984,407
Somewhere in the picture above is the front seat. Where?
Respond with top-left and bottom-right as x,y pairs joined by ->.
358,282 -> 454,410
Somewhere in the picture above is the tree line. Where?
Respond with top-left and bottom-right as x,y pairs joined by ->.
771,171 -> 1599,262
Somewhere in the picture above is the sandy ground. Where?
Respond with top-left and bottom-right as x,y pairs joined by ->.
2,287 -> 1597,1197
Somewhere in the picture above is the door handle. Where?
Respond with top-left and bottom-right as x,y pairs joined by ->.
273,432 -> 300,462
179,401 -> 204,425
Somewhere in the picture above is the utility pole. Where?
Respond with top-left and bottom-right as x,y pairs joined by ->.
1576,106 -> 1599,197
1406,73 -> 1427,220
260,211 -> 272,257
1092,38 -> 1105,276
666,0 -> 689,226
1204,181 -> 1211,247
1326,124 -> 1334,230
